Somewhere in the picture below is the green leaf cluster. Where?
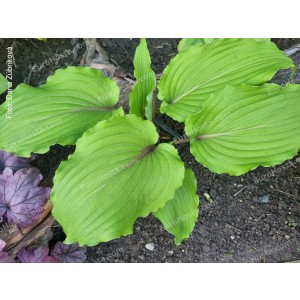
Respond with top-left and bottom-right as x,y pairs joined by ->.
0,38 -> 299,246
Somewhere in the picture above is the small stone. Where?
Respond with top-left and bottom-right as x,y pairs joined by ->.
230,236 -> 235,240
258,195 -> 270,204
167,250 -> 174,255
204,192 -> 213,203
145,243 -> 155,251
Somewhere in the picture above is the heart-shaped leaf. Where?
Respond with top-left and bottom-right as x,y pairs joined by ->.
51,115 -> 185,246
0,150 -> 30,174
51,242 -> 86,263
0,67 -> 123,157
158,39 -> 295,122
17,247 -> 59,263
185,84 -> 300,175
154,168 -> 199,245
0,168 -> 50,227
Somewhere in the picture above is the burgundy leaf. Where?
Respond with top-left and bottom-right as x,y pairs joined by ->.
0,168 -> 50,228
0,239 -> 5,251
42,256 -> 60,263
0,239 -> 15,263
0,252 -> 15,263
51,242 -> 87,263
17,247 -> 60,263
0,150 -> 30,174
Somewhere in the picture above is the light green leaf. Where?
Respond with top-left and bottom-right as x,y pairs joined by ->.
51,114 -> 185,246
158,39 -> 295,122
202,38 -> 216,44
178,38 -> 270,53
0,66 -> 123,157
185,84 -> 300,176
178,38 -> 217,52
129,38 -> 156,120
154,168 -> 199,245
0,73 -> 8,95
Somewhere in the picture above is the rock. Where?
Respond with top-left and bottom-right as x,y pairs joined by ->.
258,195 -> 270,204
145,243 -> 155,251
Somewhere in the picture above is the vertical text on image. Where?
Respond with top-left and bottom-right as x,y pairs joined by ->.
5,46 -> 13,119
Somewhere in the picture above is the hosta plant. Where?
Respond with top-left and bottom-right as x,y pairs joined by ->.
0,38 -> 299,247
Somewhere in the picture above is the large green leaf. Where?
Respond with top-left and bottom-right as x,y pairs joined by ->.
0,67 -> 123,157
178,38 -> 216,52
0,73 -> 8,95
185,84 -> 300,176
154,168 -> 199,245
51,114 -> 185,246
177,38 -> 270,53
129,38 -> 156,120
158,39 -> 295,122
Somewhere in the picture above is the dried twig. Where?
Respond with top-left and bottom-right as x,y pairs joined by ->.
225,224 -> 243,234
233,187 -> 246,197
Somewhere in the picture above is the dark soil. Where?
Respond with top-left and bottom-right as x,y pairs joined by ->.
100,38 -> 180,75
272,38 -> 300,50
0,38 -> 299,263
0,38 -> 86,104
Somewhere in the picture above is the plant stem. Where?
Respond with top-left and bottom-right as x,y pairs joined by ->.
170,137 -> 190,145
154,120 -> 181,139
